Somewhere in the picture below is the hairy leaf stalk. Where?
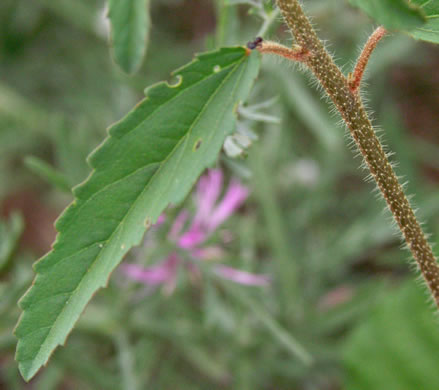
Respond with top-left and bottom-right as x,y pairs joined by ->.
348,26 -> 387,93
276,0 -> 439,306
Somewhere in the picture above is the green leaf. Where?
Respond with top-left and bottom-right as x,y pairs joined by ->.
349,0 -> 426,31
349,0 -> 439,44
108,0 -> 150,74
409,0 -> 439,43
0,213 -> 24,273
14,46 -> 260,381
343,281 -> 439,390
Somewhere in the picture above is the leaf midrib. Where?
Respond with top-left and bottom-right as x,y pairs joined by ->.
35,55 -> 242,269
64,56 -> 241,248
75,54 -> 241,204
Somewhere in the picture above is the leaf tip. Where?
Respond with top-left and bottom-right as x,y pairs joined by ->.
17,361 -> 38,383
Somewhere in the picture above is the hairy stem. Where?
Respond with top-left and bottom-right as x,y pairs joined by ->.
275,0 -> 439,306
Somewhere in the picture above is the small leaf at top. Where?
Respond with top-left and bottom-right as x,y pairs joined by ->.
349,0 -> 426,31
108,0 -> 150,74
14,46 -> 260,381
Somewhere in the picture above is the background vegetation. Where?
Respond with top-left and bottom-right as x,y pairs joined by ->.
1,0 -> 439,388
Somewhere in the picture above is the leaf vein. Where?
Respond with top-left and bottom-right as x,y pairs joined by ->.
30,55 -> 247,365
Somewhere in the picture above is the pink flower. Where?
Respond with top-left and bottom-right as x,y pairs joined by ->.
178,170 -> 249,251
123,254 -> 179,286
122,169 -> 270,291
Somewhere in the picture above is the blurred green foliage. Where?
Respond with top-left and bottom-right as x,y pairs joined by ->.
1,0 -> 439,389
349,0 -> 439,43
343,280 -> 439,390
349,0 -> 426,31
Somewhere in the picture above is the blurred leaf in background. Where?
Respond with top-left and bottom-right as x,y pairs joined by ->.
349,0 -> 439,43
108,0 -> 151,73
348,0 -> 426,31
0,213 -> 24,273
343,280 -> 439,390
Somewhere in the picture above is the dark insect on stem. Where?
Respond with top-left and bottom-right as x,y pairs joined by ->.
247,37 -> 263,50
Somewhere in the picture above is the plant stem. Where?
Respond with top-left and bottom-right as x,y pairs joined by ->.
275,0 -> 439,307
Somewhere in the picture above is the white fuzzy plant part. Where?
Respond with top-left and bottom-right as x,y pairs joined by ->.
254,0 -> 439,307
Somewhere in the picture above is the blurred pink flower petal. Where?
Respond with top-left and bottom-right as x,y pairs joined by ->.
214,265 -> 271,286
178,226 -> 206,249
123,169 -> 263,294
122,254 -> 180,286
208,179 -> 249,232
155,214 -> 166,226
176,171 -> 248,249
193,169 -> 223,225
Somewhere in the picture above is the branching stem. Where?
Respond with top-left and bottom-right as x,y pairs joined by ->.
274,0 -> 439,307
256,41 -> 310,62
348,26 -> 387,93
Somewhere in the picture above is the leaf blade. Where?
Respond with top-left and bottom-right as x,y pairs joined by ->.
14,47 -> 260,381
